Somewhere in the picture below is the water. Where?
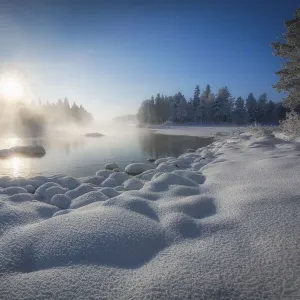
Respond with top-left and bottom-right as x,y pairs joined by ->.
0,129 -> 214,178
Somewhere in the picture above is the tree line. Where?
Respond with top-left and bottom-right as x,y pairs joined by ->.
30,98 -> 93,124
137,85 -> 288,125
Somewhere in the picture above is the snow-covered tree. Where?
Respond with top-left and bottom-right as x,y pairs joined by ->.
271,8 -> 300,109
212,87 -> 231,123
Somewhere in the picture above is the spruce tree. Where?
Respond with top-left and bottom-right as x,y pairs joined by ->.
271,8 -> 300,109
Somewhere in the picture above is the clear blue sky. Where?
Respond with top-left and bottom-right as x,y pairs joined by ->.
0,0 -> 298,120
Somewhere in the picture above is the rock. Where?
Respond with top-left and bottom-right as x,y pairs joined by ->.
113,168 -> 120,172
147,158 -> 156,162
187,148 -> 196,152
84,133 -> 104,137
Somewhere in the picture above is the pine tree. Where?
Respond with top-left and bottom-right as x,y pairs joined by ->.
256,93 -> 268,123
212,87 -> 231,123
233,97 -> 248,124
246,93 -> 257,123
271,8 -> 300,109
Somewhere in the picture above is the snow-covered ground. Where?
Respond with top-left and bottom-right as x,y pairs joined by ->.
0,130 -> 299,299
148,124 -> 244,137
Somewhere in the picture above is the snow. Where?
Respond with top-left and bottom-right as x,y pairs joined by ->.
150,124 -> 242,137
0,130 -> 299,299
105,162 -> 119,170
125,162 -> 156,175
123,178 -> 144,190
50,194 -> 71,209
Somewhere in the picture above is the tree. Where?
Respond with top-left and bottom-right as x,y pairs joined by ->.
271,8 -> 300,109
246,93 -> 257,123
212,87 -> 231,123
193,85 -> 200,108
256,93 -> 268,123
233,96 -> 248,124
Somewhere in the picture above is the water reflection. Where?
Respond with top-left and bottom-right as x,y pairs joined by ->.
138,131 -> 214,158
0,129 -> 214,178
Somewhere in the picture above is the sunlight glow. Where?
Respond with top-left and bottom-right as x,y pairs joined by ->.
0,75 -> 24,100
11,157 -> 20,177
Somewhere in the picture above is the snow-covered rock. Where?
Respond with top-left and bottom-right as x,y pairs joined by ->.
99,187 -> 120,198
147,158 -> 155,162
9,193 -> 34,202
105,163 -> 119,170
95,169 -> 114,178
50,194 -> 71,209
79,175 -> 105,186
108,172 -> 129,184
101,178 -> 118,188
65,184 -> 96,200
0,186 -> 29,196
44,186 -> 68,203
25,184 -> 35,194
123,178 -> 144,191
125,163 -> 155,175
154,157 -> 169,165
70,191 -> 108,209
0,132 -> 299,299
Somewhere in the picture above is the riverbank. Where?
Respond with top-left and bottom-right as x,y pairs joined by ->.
0,130 -> 299,299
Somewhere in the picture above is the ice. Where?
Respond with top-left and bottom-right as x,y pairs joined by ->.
0,130 -> 299,299
125,162 -> 156,175
50,194 -> 71,209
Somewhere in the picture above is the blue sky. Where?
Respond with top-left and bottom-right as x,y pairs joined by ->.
0,0 -> 298,120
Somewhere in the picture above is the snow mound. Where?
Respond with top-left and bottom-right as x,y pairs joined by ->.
125,163 -> 155,175
65,184 -> 96,199
44,186 -> 68,203
50,194 -> 71,209
79,175 -> 105,186
105,162 -> 119,170
123,178 -> 144,190
70,191 -> 108,209
95,169 -> 114,178
108,172 -> 129,184
0,131 -> 299,299
9,193 -> 34,202
99,187 -> 120,198
101,178 -> 118,188
0,186 -> 28,196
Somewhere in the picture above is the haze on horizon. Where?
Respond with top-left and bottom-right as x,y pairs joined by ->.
0,0 -> 298,121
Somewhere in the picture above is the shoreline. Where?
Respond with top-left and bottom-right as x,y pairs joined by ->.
0,130 -> 299,299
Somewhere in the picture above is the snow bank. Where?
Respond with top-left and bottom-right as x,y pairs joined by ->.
150,125 -> 242,137
0,131 -> 299,299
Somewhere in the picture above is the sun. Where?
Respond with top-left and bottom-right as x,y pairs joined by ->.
0,75 -> 24,100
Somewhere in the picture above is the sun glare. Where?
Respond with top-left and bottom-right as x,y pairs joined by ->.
0,75 -> 24,100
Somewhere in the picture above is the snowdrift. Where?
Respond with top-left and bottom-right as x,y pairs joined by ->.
0,132 -> 299,299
